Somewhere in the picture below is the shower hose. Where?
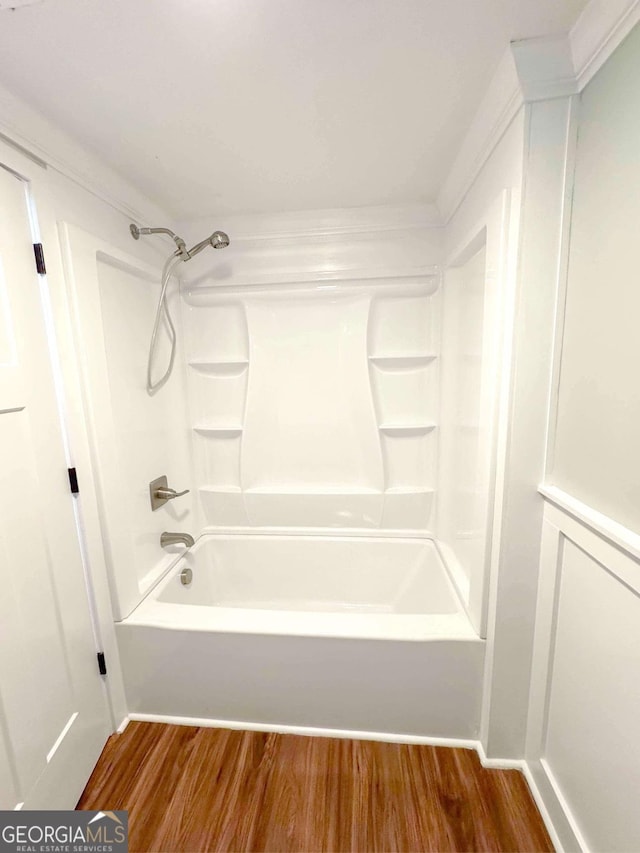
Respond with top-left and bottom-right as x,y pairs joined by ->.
147,253 -> 184,395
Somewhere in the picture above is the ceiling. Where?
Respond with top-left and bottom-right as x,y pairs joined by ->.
0,0 -> 587,219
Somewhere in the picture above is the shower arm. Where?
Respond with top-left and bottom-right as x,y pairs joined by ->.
130,224 -> 188,259
130,224 -> 229,262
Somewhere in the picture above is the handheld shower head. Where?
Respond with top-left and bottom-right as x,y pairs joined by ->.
210,231 -> 230,249
130,223 -> 230,258
184,230 -> 230,259
129,220 -> 231,395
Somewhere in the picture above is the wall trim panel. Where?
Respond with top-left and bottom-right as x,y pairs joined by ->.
526,494 -> 640,852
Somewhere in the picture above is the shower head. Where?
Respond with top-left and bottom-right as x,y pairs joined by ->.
210,231 -> 230,250
184,230 -> 230,259
129,223 -> 229,260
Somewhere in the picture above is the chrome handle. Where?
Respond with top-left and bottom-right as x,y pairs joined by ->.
155,487 -> 189,500
149,475 -> 190,511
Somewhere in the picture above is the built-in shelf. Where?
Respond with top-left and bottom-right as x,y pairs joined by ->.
243,485 -> 382,495
184,272 -> 440,298
378,424 -> 436,436
198,484 -> 435,497
188,360 -> 249,376
369,354 -> 437,369
385,486 -> 435,495
193,425 -> 243,437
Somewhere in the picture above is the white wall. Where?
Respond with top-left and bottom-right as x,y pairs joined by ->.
440,91 -> 579,762
43,184 -> 176,726
551,22 -> 640,535
0,96 -> 186,721
11,91 -> 198,623
55,204 -> 197,618
61,227 -> 195,619
527,20 -> 640,852
0,144 -> 116,810
481,97 -> 575,761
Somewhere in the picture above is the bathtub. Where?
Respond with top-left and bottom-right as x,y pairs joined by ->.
116,534 -> 485,739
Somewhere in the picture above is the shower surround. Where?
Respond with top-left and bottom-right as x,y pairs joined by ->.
184,279 -> 439,532
64,208 -> 507,739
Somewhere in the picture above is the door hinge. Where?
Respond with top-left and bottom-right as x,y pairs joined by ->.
68,467 -> 79,494
33,243 -> 46,275
97,652 -> 107,676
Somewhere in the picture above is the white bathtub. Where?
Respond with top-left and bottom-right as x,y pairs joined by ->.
117,535 -> 485,739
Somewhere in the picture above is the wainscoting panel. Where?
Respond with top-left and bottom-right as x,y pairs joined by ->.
526,489 -> 640,852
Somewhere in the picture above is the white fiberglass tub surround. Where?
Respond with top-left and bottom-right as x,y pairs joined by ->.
117,535 -> 484,739
111,234 -> 505,741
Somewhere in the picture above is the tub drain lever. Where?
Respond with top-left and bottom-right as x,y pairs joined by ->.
150,474 -> 190,511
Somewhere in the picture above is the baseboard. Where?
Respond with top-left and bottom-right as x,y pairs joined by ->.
475,741 -> 525,770
476,743 -> 573,851
116,716 -> 130,734
522,761 -> 571,853
527,758 -> 588,852
127,712 -> 479,750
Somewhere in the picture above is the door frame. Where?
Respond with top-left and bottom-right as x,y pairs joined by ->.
0,138 -> 127,732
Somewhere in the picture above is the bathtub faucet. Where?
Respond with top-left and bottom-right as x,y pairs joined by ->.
160,531 -> 195,549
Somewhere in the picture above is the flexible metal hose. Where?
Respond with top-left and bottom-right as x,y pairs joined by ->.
146,253 -> 184,395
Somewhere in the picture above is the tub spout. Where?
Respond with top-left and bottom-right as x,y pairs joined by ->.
161,531 -> 195,549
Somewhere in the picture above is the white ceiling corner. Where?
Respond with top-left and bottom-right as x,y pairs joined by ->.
0,0 -> 589,219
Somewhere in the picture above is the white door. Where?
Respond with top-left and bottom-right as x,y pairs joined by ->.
0,163 -> 111,809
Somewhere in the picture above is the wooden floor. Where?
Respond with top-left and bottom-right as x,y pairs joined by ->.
77,722 -> 553,853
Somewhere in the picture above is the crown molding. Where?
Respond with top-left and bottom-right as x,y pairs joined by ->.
177,202 -> 442,243
570,0 -> 640,90
511,35 -> 578,102
436,49 -> 524,225
438,33 -> 578,224
438,0 -> 640,225
0,81 -> 171,226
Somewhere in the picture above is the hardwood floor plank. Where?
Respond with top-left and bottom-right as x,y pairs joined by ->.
77,723 -> 553,853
